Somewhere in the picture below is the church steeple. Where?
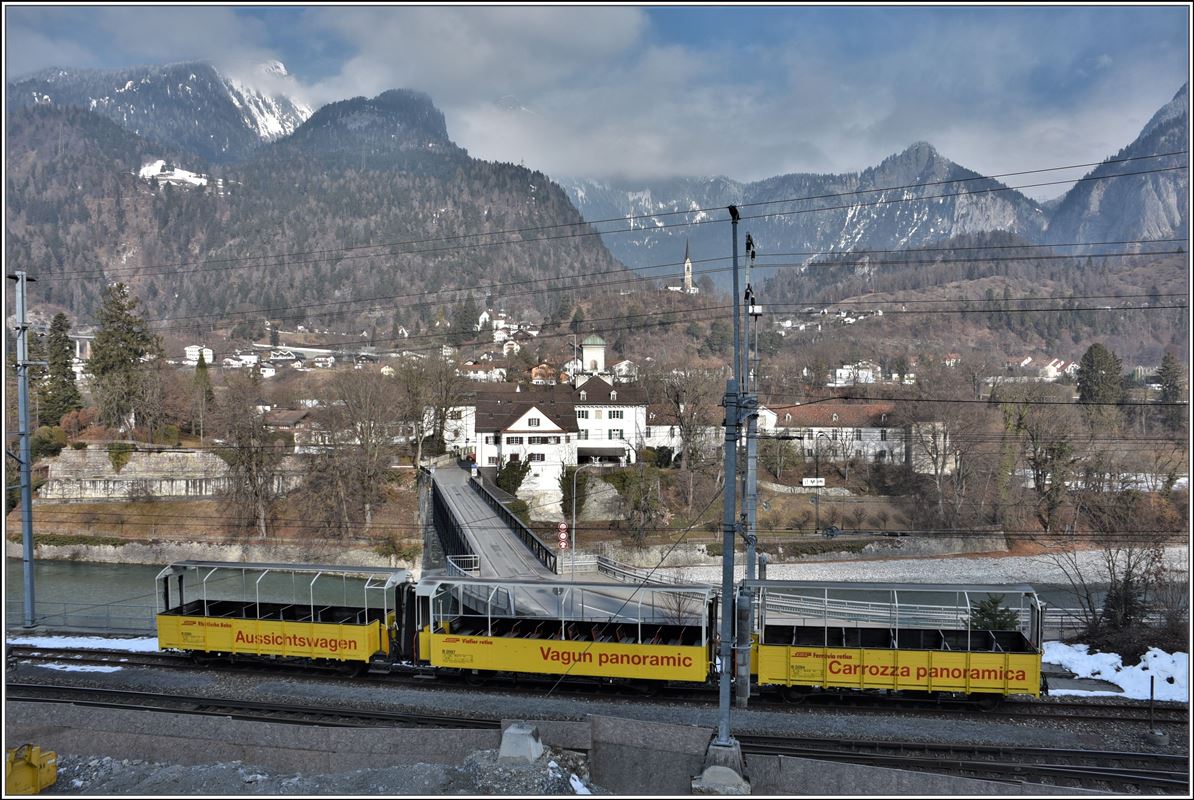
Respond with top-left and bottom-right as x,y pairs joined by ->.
683,240 -> 693,293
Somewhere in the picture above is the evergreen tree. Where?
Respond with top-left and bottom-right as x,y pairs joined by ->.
270,326 -> 280,347
970,594 -> 1019,631
1156,351 -> 1186,433
37,312 -> 83,427
449,293 -> 479,347
1076,343 -> 1124,405
1076,343 -> 1125,432
192,353 -> 215,441
495,456 -> 532,496
89,283 -> 162,433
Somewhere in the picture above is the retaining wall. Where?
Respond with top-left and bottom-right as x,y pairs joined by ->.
5,703 -> 497,773
38,449 -> 301,502
745,754 -> 1106,795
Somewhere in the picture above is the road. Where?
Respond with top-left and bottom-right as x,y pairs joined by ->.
432,464 -> 556,581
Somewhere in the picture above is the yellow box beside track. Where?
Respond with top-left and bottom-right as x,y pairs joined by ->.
755,645 -> 1041,696
157,615 -> 387,662
427,632 -> 709,682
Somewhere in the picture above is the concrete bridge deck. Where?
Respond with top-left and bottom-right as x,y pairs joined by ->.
431,464 -> 557,580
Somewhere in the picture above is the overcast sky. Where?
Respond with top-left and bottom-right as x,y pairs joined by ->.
5,5 -> 1189,199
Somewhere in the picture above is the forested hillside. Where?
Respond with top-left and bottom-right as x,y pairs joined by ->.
6,96 -> 629,336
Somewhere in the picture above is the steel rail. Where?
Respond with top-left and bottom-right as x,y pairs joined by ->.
6,683 -> 501,729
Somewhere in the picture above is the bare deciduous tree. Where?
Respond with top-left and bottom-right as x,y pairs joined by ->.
659,365 -> 720,510
215,373 -> 285,538
300,371 -> 403,536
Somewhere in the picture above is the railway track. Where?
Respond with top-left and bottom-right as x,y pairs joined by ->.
738,734 -> 1190,793
1000,698 -> 1188,725
11,680 -> 1184,794
5,683 -> 500,729
10,644 -> 1188,727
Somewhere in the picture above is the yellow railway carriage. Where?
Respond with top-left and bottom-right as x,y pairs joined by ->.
745,580 -> 1045,698
155,561 -> 411,664
414,577 -> 717,683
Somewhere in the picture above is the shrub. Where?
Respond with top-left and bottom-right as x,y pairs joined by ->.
495,457 -> 532,495
30,426 -> 68,460
505,499 -> 532,527
375,536 -> 422,563
655,446 -> 675,468
108,441 -> 135,473
154,424 -> 180,446
70,441 -> 88,450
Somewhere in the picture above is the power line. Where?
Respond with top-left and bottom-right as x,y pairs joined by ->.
141,248 -> 1184,330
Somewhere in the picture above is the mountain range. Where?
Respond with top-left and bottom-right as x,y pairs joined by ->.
4,62 -> 1187,351
9,61 -> 312,164
560,84 -> 1188,288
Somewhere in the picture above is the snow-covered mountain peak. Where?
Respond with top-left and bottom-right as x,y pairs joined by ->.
220,70 -> 312,142
257,60 -> 289,78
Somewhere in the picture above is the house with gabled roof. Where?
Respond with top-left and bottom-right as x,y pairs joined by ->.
471,390 -> 579,496
763,401 -> 906,466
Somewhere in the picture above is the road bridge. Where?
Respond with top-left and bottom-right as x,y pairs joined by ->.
430,463 -> 558,580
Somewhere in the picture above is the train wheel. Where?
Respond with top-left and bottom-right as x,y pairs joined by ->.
781,686 -> 811,705
974,693 -> 1003,711
464,670 -> 487,687
634,681 -> 660,698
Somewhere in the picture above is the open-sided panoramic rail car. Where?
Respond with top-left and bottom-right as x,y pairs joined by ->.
155,561 -> 408,665
746,580 -> 1046,699
154,562 -> 1046,698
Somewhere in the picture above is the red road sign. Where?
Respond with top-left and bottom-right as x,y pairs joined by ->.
557,531 -> 569,542
559,541 -> 569,550
557,522 -> 568,533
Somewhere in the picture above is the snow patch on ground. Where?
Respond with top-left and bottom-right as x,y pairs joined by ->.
35,663 -> 123,673
1043,642 -> 1188,702
8,634 -> 159,652
138,159 -> 207,186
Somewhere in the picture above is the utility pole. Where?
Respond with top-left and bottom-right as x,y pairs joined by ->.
736,234 -> 760,708
8,272 -> 39,628
696,206 -> 749,793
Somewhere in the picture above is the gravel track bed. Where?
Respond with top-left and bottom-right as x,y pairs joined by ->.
14,660 -> 1187,758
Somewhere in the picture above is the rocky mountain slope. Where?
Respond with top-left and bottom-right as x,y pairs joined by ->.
561,87 -> 1188,291
563,143 -> 1049,289
8,61 -> 312,164
1046,83 -> 1188,246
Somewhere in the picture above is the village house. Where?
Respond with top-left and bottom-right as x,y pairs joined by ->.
763,402 -> 906,466
183,345 -> 214,366
459,362 -> 508,383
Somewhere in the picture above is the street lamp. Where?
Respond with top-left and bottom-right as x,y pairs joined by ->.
570,461 -> 601,581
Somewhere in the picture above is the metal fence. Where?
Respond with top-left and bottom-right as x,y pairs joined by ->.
7,601 -> 156,634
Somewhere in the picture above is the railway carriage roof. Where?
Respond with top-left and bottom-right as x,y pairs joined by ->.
157,561 -> 411,584
742,580 -> 1038,596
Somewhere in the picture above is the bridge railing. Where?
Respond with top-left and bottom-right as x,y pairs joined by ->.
431,478 -> 477,561
468,477 -> 557,573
